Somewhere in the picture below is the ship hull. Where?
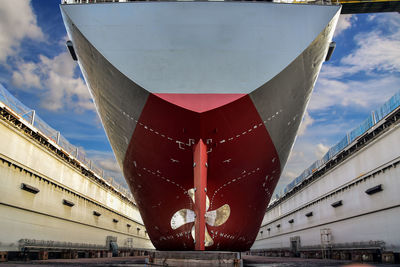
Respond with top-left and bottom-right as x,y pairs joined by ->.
61,1 -> 340,251
124,93 -> 280,251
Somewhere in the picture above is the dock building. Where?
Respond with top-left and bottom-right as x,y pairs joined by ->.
0,84 -> 153,260
252,91 -> 400,263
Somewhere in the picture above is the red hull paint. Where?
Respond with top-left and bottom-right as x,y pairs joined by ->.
123,94 -> 280,251
154,93 -> 246,113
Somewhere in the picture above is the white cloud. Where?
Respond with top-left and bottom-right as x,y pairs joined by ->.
97,157 -> 121,173
315,143 -> 329,158
341,30 -> 400,73
287,150 -> 305,162
11,61 -> 41,89
324,14 -> 400,80
0,0 -> 44,62
319,64 -> 358,79
297,111 -> 314,136
309,75 -> 400,111
373,13 -> 400,31
312,14 -> 400,112
367,14 -> 376,22
1,2 -> 93,113
85,149 -> 127,188
308,78 -> 348,110
284,171 -> 297,180
11,51 -> 95,112
334,15 -> 355,37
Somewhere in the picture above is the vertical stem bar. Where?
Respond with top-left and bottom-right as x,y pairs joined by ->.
193,139 -> 207,251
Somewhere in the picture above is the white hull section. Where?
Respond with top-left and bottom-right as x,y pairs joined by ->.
61,2 -> 340,94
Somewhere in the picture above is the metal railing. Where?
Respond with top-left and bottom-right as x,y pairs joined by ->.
0,84 -> 134,202
19,239 -> 106,251
274,90 -> 400,202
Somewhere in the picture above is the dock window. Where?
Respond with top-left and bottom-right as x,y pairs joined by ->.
365,184 -> 383,195
305,212 -> 313,217
331,200 -> 343,208
93,211 -> 101,216
20,183 -> 40,194
62,199 -> 74,207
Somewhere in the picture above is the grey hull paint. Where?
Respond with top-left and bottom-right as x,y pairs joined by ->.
61,10 -> 149,166
60,2 -> 340,95
250,11 -> 340,170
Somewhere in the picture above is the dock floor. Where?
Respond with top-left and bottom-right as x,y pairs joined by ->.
1,255 -> 400,266
243,255 -> 400,266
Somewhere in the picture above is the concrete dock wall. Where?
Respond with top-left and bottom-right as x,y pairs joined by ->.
0,109 -> 154,252
253,114 -> 400,256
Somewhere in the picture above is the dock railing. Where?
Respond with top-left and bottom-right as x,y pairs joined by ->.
275,90 -> 400,202
0,84 -> 134,202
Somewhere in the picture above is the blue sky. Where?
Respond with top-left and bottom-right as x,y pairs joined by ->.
0,1 -> 399,193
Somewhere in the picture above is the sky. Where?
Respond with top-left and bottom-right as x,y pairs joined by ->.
0,1 -> 399,194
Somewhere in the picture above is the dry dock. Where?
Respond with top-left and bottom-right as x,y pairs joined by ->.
252,93 -> 400,264
0,85 -> 154,261
1,86 -> 400,265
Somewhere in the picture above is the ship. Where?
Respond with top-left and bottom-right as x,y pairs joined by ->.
60,0 -> 340,251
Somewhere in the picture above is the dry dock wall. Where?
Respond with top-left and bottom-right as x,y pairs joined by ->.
252,115 -> 400,258
0,108 -> 154,252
